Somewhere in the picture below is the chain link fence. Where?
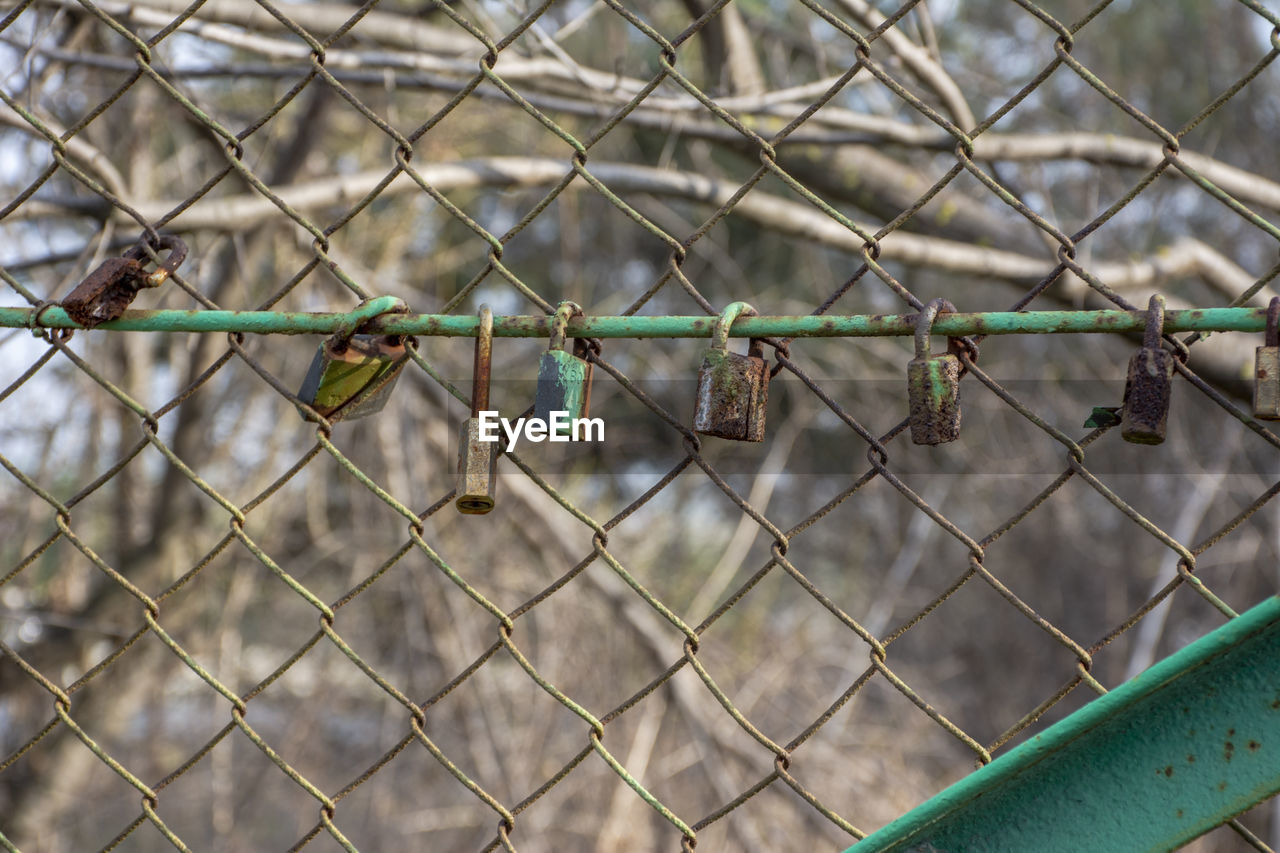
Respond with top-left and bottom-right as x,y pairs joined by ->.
2,0 -> 1280,849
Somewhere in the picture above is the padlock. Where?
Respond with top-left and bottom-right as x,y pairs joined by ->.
693,301 -> 768,442
534,301 -> 594,436
907,298 -> 962,446
1254,297 -> 1280,421
62,234 -> 188,328
297,334 -> 410,420
456,305 -> 497,515
1121,294 -> 1175,445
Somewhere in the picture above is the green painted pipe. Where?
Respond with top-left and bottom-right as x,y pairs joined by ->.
0,305 -> 1273,339
846,596 -> 1280,853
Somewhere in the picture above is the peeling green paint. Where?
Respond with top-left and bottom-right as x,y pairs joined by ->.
847,597 -> 1280,853
5,306 -> 1275,339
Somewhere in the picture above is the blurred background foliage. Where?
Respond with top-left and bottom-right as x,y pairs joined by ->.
1,0 -> 1279,849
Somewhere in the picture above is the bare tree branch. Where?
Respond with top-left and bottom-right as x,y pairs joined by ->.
678,0 -> 766,96
827,0 -> 976,132
28,6 -> 1280,221
71,0 -> 473,55
977,133 -> 1280,212
0,100 -> 128,196
97,157 -> 1262,306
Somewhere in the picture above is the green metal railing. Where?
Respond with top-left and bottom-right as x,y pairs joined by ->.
5,304 -> 1276,338
850,595 -> 1280,853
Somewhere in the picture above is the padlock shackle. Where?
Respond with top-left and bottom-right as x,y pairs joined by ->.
1266,296 -> 1280,348
1142,293 -> 1167,350
331,296 -> 410,351
710,301 -> 757,351
547,301 -> 583,352
471,305 -> 493,417
122,233 -> 188,288
913,298 -> 958,359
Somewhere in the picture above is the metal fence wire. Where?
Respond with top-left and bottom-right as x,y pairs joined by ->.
2,0 -> 1280,849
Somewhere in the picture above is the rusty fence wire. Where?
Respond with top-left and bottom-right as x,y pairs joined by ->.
2,0 -> 1280,849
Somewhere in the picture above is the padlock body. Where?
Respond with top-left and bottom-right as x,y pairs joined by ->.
456,418 -> 497,514
907,353 -> 961,445
1255,346 -> 1280,421
1121,346 -> 1174,444
298,335 -> 408,420
533,349 -> 592,434
61,257 -> 146,327
693,348 -> 768,441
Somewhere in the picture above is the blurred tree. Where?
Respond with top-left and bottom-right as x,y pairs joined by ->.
1,0 -> 1278,850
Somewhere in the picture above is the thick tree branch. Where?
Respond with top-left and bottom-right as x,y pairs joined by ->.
0,101 -> 128,197
28,7 -> 1280,221
678,0 -> 766,96
975,133 -> 1280,212
110,157 -> 1258,301
827,0 -> 976,132
84,0 -> 472,55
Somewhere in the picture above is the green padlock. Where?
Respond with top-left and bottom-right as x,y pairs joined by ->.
693,302 -> 768,442
298,334 -> 411,420
906,298 -> 962,446
533,301 -> 593,436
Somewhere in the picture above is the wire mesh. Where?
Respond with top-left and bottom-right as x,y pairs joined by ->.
1,0 -> 1280,850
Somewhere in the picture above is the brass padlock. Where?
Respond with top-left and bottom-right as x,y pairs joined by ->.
1121,294 -> 1175,445
297,334 -> 410,421
1254,296 -> 1280,421
907,298 -> 962,446
456,305 -> 497,515
533,301 -> 594,436
693,301 -> 768,441
62,234 -> 188,328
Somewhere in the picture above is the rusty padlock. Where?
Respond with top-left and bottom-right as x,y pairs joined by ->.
1121,294 -> 1175,445
533,301 -> 594,436
456,305 -> 498,515
693,301 -> 768,441
1255,297 -> 1280,420
62,234 -> 188,328
907,298 -> 962,445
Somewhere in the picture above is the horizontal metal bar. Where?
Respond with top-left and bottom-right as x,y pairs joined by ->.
0,305 -> 1273,338
846,595 -> 1280,853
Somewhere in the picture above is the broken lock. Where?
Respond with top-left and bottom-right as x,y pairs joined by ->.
907,298 -> 962,446
1121,294 -> 1175,445
1254,296 -> 1280,421
693,301 -> 768,442
533,301 -> 594,436
456,305 -> 498,515
62,233 -> 188,328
